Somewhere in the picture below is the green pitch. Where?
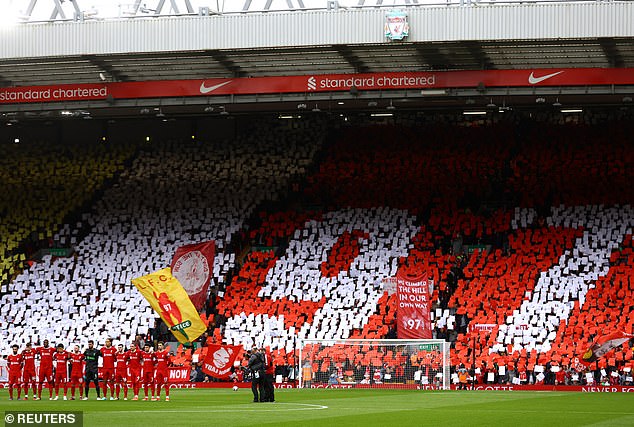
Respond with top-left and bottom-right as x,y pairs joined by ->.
1,388 -> 633,426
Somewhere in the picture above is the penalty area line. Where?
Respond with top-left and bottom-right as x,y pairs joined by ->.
426,408 -> 634,416
88,402 -> 329,413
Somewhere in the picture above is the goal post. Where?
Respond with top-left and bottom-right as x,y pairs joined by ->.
298,339 -> 450,390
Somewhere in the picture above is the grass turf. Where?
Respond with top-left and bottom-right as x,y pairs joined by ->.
1,388 -> 634,426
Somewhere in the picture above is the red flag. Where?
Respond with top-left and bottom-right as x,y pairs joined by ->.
395,270 -> 432,339
580,331 -> 633,366
170,241 -> 215,311
201,344 -> 243,379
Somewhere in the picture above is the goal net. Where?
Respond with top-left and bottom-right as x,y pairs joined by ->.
298,339 -> 450,390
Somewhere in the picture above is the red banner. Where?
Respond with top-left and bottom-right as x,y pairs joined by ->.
308,383 -> 634,392
170,241 -> 215,311
4,380 -> 632,392
2,67 -> 634,104
455,384 -> 634,393
168,366 -> 191,383
468,324 -> 498,333
396,270 -> 431,339
580,331 -> 633,366
201,344 -> 243,379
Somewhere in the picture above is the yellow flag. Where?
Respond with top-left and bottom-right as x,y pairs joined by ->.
132,267 -> 207,345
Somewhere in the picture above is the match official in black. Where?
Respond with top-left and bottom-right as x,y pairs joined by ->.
248,346 -> 264,402
84,340 -> 104,400
261,347 -> 275,402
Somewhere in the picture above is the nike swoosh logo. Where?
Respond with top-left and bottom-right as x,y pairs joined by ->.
528,71 -> 564,85
199,80 -> 232,94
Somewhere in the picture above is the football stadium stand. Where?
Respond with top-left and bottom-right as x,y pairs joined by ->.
216,117 -> 634,381
0,139 -> 138,287
1,115 -> 633,385
0,118 -> 325,353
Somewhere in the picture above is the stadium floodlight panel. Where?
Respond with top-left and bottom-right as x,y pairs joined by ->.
463,111 -> 487,115
560,108 -> 583,113
420,89 -> 447,96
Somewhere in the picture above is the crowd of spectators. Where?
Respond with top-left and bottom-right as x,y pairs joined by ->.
0,118 -> 326,353
2,115 -> 634,384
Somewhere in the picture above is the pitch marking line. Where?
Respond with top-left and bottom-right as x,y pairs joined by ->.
90,402 -> 329,413
414,408 -> 634,416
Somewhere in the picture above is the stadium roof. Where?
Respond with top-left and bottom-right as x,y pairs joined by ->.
2,39 -> 634,88
0,0 -> 633,117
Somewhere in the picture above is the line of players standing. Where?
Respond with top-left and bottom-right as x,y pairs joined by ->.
6,338 -> 173,401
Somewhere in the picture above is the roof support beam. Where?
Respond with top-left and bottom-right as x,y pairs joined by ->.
130,0 -> 142,14
334,45 -> 370,73
357,0 -> 418,5
243,0 -> 305,12
598,38 -> 624,68
154,0 -> 194,14
207,51 -> 242,77
83,56 -> 128,82
415,45 -> 451,70
24,0 -> 38,18
21,0 -> 85,21
51,0 -> 81,20
463,41 -> 494,69
50,0 -> 67,20
0,75 -> 12,87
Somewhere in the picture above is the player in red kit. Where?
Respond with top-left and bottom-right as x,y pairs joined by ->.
114,344 -> 128,400
35,339 -> 55,400
7,344 -> 23,400
153,342 -> 172,401
69,345 -> 85,400
100,338 -> 117,400
21,343 -> 37,400
140,344 -> 156,401
125,343 -> 142,400
52,344 -> 70,400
